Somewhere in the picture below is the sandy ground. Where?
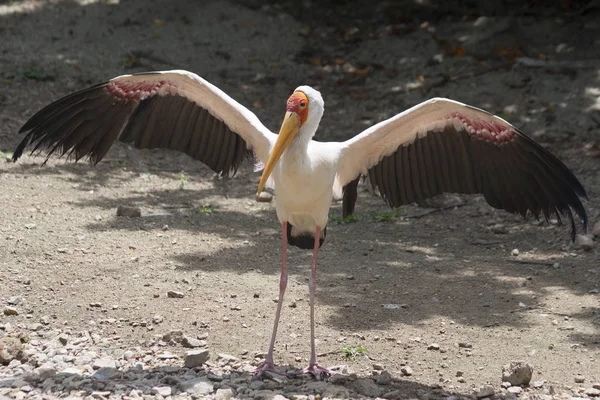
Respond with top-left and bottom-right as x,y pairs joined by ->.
1,0 -> 600,398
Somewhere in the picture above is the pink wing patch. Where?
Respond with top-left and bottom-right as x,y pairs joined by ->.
452,111 -> 516,144
106,79 -> 175,101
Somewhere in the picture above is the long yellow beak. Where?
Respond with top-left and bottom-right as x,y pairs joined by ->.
257,111 -> 301,196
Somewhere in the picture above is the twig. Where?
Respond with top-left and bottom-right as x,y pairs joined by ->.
505,258 -> 556,266
515,57 -> 600,71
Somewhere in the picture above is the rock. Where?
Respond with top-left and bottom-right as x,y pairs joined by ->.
400,366 -> 413,376
476,385 -> 495,398
352,378 -> 384,398
456,370 -> 464,377
575,375 -> 586,383
256,192 -> 273,202
592,221 -> 600,237
508,386 -> 523,394
58,334 -> 69,345
151,386 -> 172,397
215,388 -> 234,400
328,373 -> 356,385
0,337 -> 22,364
217,353 -> 240,364
167,290 -> 185,298
323,384 -> 351,398
92,357 -> 116,370
152,315 -> 164,324
532,380 -> 545,388
180,377 -> 214,395
575,234 -> 594,251
373,362 -> 385,370
182,335 -> 206,348
585,388 -> 600,397
34,363 -> 56,380
502,361 -> 533,385
511,248 -> 520,256
491,224 -> 508,234
3,306 -> 18,316
184,349 -> 210,368
116,205 -> 141,218
427,343 -> 440,350
375,371 -> 393,385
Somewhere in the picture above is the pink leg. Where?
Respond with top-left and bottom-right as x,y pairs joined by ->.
254,222 -> 288,375
302,227 -> 331,379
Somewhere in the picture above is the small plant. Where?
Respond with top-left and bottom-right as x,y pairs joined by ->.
15,67 -> 55,82
329,213 -> 359,225
340,345 -> 368,359
195,204 -> 216,215
1,151 -> 14,162
179,171 -> 186,190
370,209 -> 403,223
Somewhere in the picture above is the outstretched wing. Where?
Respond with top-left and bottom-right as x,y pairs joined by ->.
14,70 -> 277,176
337,98 -> 588,240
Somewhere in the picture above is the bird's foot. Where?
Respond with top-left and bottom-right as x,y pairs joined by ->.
303,363 -> 332,380
253,361 -> 283,378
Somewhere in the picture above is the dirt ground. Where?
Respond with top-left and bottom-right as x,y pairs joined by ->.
1,0 -> 599,398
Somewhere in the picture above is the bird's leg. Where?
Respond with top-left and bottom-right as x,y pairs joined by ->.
303,226 -> 331,380
254,222 -> 288,376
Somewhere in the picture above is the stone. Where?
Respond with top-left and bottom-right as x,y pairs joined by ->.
352,378 -> 384,398
184,349 -> 210,368
151,386 -> 172,397
323,384 -> 351,398
217,353 -> 240,364
575,374 -> 585,383
375,370 -> 393,385
167,290 -> 185,298
585,388 -> 600,397
400,366 -> 413,376
58,334 -> 69,345
476,385 -> 495,398
328,373 -> 356,385
511,248 -> 520,256
592,221 -> 600,237
34,363 -> 56,380
116,205 -> 141,218
182,335 -> 206,348
256,192 -> 273,203
508,386 -> 523,394
502,361 -> 533,385
3,306 -> 18,316
92,357 -> 116,370
215,388 -> 234,400
574,234 -> 594,251
427,343 -> 440,350
180,377 -> 214,395
0,337 -> 22,364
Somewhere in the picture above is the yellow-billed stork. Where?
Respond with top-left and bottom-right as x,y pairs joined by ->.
13,70 -> 588,377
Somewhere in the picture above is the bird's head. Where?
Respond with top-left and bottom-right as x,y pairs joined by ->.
257,86 -> 324,196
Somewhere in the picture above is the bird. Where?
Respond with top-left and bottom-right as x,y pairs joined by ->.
13,70 -> 588,377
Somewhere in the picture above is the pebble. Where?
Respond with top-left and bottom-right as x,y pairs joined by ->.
592,221 -> 600,237
151,386 -> 172,397
0,337 -> 22,364
116,205 -> 142,218
92,357 -> 116,370
575,375 -> 586,383
511,248 -> 520,256
574,234 -> 594,251
215,388 -> 234,400
427,343 -> 440,350
508,386 -> 523,394
182,336 -> 206,348
167,290 -> 185,298
184,349 -> 210,368
476,385 -> 495,398
502,361 -> 533,385
400,366 -> 413,376
3,306 -> 18,316
256,192 -> 273,202
180,377 -> 214,395
586,388 -> 600,397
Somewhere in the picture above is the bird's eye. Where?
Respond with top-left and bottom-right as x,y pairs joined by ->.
300,102 -> 306,108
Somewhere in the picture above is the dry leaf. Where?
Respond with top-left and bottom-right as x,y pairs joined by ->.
451,46 -> 467,56
153,18 -> 164,27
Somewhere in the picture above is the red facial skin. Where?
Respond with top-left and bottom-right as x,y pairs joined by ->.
286,91 -> 309,125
